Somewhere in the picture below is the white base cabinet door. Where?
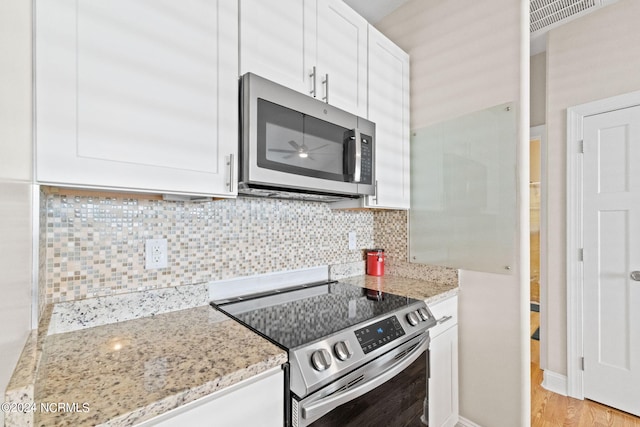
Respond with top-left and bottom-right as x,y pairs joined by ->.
136,367 -> 284,427
366,26 -> 411,209
239,0 -> 367,117
428,296 -> 459,427
35,0 -> 238,197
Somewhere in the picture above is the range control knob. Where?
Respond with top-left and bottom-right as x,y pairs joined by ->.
334,341 -> 353,361
406,311 -> 420,326
418,308 -> 430,321
311,349 -> 332,371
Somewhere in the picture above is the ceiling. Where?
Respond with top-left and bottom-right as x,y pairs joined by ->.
343,0 -> 410,24
344,0 -> 619,56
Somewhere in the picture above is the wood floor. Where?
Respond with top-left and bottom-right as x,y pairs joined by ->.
530,310 -> 640,426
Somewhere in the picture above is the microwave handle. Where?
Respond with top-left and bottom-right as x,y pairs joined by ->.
347,129 -> 362,183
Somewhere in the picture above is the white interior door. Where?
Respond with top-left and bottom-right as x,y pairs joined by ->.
582,105 -> 640,416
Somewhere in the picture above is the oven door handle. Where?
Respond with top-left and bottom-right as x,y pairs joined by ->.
301,334 -> 430,421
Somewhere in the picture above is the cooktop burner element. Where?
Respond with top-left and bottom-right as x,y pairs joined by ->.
214,282 -> 412,350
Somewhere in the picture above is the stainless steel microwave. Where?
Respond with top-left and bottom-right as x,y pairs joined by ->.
239,73 -> 375,202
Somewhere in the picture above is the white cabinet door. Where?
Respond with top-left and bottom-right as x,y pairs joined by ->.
428,296 -> 459,427
316,0 -> 368,117
240,0 -> 367,117
35,0 -> 238,197
136,368 -> 283,427
239,0 -> 315,96
367,26 -> 410,209
429,325 -> 459,427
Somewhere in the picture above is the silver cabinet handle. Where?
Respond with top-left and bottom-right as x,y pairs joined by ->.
322,73 -> 329,103
437,315 -> 453,324
372,180 -> 378,204
631,271 -> 640,281
226,154 -> 234,193
309,66 -> 317,97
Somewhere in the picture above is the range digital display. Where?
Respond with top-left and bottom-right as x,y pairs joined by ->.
354,316 -> 405,354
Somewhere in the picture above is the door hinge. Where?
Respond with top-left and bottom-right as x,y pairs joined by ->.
578,140 -> 584,154
580,356 -> 585,371
578,248 -> 584,261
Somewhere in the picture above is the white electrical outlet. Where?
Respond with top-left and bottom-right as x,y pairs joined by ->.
348,231 -> 357,250
145,238 -> 168,269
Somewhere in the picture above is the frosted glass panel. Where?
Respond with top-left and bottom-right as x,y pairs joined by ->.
409,102 -> 517,274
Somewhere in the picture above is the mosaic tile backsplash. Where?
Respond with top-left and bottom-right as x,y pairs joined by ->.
41,194 -> 374,305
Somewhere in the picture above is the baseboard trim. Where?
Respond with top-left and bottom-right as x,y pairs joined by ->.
542,369 -> 568,396
457,416 -> 483,427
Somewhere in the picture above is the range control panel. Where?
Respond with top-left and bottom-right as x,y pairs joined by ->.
354,316 -> 405,354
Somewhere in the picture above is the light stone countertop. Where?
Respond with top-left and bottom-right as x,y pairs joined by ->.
7,305 -> 286,427
5,272 -> 456,427
340,274 -> 458,305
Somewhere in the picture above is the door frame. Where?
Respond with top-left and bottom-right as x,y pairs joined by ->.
530,125 -> 547,369
566,89 -> 640,399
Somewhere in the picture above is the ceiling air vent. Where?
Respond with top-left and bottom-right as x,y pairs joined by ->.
530,0 -> 618,36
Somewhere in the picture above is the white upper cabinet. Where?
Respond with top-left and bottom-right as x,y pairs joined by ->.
328,25 -> 411,211
239,0 -> 367,117
239,0 -> 315,95
315,0 -> 368,117
367,26 -> 410,209
35,0 -> 238,197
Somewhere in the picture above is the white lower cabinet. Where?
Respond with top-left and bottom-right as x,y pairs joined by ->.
428,296 -> 459,427
136,367 -> 284,427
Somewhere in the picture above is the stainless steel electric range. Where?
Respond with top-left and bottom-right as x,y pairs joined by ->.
212,280 -> 437,427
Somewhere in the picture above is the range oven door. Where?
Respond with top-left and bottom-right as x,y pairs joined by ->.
292,333 -> 429,427
240,72 -> 375,197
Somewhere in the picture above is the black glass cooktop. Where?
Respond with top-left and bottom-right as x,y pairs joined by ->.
212,282 -> 418,350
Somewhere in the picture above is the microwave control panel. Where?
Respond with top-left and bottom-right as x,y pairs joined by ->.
360,135 -> 373,185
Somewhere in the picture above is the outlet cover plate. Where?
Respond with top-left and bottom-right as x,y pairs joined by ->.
145,238 -> 168,269
348,231 -> 356,250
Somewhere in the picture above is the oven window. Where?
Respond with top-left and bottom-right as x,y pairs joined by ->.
308,352 -> 427,427
257,99 -> 349,181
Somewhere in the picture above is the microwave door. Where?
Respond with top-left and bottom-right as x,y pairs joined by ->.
254,99 -> 358,193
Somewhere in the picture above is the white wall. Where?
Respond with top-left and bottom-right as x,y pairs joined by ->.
545,0 -> 640,377
530,52 -> 546,127
377,1 -> 530,426
0,0 -> 34,422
